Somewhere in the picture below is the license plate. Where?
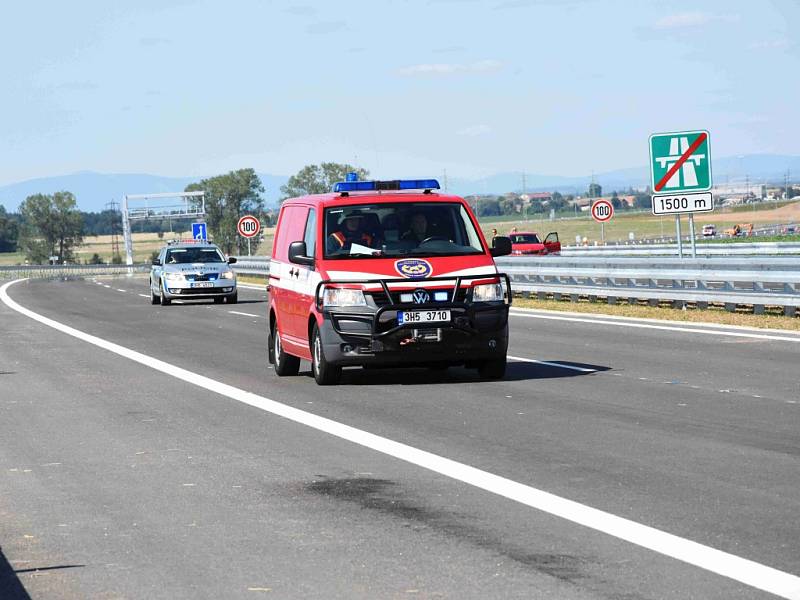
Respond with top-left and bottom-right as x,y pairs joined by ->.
191,282 -> 214,288
398,310 -> 451,325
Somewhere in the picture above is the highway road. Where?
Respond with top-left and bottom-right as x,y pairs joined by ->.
1,276 -> 799,599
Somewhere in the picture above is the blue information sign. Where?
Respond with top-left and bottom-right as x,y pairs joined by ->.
192,222 -> 207,241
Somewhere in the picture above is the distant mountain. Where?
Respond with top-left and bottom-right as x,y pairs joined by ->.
0,171 -> 289,213
0,154 -> 797,213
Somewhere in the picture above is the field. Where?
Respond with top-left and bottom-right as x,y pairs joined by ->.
477,200 -> 800,245
1,200 -> 798,265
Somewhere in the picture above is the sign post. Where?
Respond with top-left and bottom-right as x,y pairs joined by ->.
237,215 -> 261,256
649,130 -> 713,259
591,199 -> 614,244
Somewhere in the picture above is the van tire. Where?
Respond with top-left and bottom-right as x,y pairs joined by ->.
311,324 -> 341,385
271,328 -> 300,376
477,355 -> 506,379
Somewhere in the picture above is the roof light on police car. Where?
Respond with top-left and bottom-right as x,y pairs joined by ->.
322,287 -> 367,307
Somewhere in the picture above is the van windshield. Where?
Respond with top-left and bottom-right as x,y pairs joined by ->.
324,202 -> 485,259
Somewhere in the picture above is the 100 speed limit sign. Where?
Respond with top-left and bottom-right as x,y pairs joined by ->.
591,199 -> 614,223
237,215 -> 261,238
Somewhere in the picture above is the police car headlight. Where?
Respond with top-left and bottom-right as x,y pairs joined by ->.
322,287 -> 367,307
164,272 -> 185,282
220,271 -> 234,280
472,282 -> 503,302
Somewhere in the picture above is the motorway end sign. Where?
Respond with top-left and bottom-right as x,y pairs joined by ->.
651,192 -> 713,216
649,130 -> 712,194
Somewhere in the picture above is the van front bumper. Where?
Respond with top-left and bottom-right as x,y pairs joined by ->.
316,272 -> 511,368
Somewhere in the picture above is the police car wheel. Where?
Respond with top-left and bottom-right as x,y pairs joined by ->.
477,356 -> 506,379
213,297 -> 224,304
150,281 -> 160,305
226,292 -> 238,304
272,328 -> 300,376
311,324 -> 341,385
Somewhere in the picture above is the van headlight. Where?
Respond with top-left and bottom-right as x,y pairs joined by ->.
472,282 -> 503,302
322,287 -> 367,307
220,270 -> 235,279
164,272 -> 185,282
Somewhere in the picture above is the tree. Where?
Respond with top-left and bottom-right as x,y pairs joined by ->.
280,163 -> 369,200
0,205 -> 19,253
611,191 -> 622,210
18,192 -> 83,263
588,182 -> 602,198
185,169 -> 265,255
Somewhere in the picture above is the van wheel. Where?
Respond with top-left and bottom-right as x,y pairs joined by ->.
311,324 -> 341,385
271,328 -> 299,376
477,355 -> 506,379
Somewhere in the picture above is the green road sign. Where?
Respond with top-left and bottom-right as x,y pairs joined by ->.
649,130 -> 712,194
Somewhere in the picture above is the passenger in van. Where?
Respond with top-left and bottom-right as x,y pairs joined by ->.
327,214 -> 378,253
401,212 -> 430,243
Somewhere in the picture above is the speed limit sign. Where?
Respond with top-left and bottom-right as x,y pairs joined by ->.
237,215 -> 261,238
591,199 -> 614,223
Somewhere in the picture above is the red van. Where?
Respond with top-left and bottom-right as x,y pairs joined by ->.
268,178 -> 512,385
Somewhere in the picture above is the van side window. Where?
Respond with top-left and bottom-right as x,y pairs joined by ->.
303,209 -> 316,259
273,205 -> 310,261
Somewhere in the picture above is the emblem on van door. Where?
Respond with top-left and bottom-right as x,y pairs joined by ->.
412,289 -> 430,304
394,258 -> 432,279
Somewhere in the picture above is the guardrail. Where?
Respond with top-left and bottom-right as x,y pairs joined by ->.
0,263 -> 150,280
495,256 -> 800,316
4,257 -> 797,316
561,242 -> 800,257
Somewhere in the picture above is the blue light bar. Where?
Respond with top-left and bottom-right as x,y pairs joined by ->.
332,179 -> 441,193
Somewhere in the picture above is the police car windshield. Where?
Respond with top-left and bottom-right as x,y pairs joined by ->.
165,247 -> 226,264
324,202 -> 485,259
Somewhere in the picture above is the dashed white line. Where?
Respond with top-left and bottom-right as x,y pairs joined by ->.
115,289 -> 127,293
3,277 -> 799,599
138,294 -> 149,298
228,310 -> 260,318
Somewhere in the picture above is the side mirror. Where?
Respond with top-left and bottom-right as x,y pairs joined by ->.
152,258 -> 161,266
490,236 -> 512,257
288,241 -> 314,267
227,256 -> 238,264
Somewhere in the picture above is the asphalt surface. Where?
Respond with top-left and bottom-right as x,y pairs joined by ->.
0,276 -> 798,599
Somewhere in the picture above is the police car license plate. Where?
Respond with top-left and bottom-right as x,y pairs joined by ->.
398,310 -> 450,325
191,282 -> 213,288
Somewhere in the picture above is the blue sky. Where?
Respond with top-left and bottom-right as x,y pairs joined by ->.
1,0 -> 797,185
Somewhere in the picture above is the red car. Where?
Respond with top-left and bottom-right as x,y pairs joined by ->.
509,231 -> 560,255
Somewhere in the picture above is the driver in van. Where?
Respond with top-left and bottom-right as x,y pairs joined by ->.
401,212 -> 430,243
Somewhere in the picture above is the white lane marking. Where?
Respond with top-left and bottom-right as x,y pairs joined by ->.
138,294 -> 149,298
237,283 -> 268,291
115,289 -> 127,293
511,306 -> 800,337
2,278 -> 799,600
228,311 -> 260,318
509,310 -> 800,343
508,355 -> 597,373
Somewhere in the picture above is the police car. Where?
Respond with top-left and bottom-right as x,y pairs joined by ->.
268,176 -> 513,385
150,240 -> 238,305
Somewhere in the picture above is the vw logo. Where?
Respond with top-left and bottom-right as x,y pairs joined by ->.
412,289 -> 430,304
